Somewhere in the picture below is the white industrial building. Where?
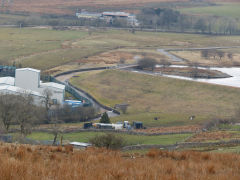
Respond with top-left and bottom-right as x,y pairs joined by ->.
76,10 -> 139,26
0,68 -> 65,105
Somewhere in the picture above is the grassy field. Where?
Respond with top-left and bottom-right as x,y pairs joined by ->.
0,28 -> 88,69
27,131 -> 191,145
70,69 -> 240,127
180,3 -> 240,18
1,27 -> 240,72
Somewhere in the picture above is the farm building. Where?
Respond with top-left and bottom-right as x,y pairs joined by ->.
0,68 -> 65,105
76,10 -> 139,26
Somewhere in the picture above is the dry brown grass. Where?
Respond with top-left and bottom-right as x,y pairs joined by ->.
171,50 -> 240,67
1,143 -> 240,179
187,131 -> 240,142
135,125 -> 201,134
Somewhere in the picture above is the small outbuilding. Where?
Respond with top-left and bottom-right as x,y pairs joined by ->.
69,142 -> 92,149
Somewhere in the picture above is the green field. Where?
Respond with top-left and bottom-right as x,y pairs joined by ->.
27,131 -> 191,145
70,70 -> 240,127
180,3 -> 240,18
0,28 -> 88,69
1,27 -> 240,71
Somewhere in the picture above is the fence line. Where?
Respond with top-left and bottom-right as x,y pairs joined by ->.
122,139 -> 240,151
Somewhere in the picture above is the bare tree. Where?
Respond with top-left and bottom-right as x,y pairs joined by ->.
216,51 -> 225,60
201,50 -> 210,59
227,53 -> 233,60
209,50 -> 217,59
15,94 -> 37,136
0,94 -> 18,132
42,88 -> 53,113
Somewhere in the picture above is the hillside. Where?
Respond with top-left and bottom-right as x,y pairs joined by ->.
1,0 -> 188,15
1,143 -> 240,180
1,0 -> 239,15
70,70 -> 240,127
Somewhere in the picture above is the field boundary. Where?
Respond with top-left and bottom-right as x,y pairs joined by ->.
123,139 -> 240,150
9,128 -> 195,136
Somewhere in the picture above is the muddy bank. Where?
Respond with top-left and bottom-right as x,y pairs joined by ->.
154,67 -> 231,79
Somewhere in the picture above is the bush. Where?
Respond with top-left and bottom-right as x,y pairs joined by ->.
138,58 -> 157,71
203,118 -> 235,130
89,133 -> 125,150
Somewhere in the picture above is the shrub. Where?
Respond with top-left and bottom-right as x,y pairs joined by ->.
89,133 -> 125,150
137,58 -> 157,71
99,112 -> 110,124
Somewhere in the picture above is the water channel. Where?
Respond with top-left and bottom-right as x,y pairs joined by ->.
155,49 -> 240,88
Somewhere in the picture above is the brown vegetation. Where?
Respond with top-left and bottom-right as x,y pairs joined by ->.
1,143 -> 240,179
135,125 -> 201,134
187,131 -> 240,142
154,66 -> 231,78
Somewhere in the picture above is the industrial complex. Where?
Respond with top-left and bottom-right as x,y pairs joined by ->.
0,68 -> 65,105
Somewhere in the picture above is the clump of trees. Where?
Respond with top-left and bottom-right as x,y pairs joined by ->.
200,49 -> 233,60
203,118 -> 235,130
0,93 -> 97,137
137,58 -> 157,71
89,133 -> 125,149
138,7 -> 240,35
0,94 -> 41,136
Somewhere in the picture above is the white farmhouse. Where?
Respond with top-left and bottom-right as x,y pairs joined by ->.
0,68 -> 65,105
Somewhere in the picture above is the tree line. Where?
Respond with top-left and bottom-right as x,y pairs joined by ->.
200,49 -> 233,60
0,92 -> 97,137
1,7 -> 240,35
137,8 -> 240,35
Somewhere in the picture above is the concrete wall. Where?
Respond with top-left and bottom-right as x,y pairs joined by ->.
0,89 -> 44,105
38,86 -> 65,104
15,69 -> 64,105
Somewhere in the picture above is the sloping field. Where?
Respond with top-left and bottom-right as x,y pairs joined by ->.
70,70 -> 240,127
1,144 -> 240,179
180,2 -> 240,18
2,0 -> 188,15
2,27 -> 240,71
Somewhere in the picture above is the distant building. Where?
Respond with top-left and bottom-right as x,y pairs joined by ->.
76,10 -> 139,26
76,11 -> 102,19
0,68 -> 65,105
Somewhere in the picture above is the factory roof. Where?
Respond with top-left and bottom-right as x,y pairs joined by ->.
0,77 -> 15,86
0,85 -> 43,97
40,82 -> 65,90
16,68 -> 40,73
